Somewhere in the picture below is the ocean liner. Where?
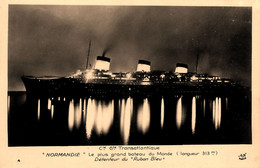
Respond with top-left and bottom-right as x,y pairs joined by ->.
22,51 -> 242,97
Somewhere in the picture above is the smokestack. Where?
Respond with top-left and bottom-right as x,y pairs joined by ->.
136,60 -> 151,72
175,63 -> 188,73
94,56 -> 111,71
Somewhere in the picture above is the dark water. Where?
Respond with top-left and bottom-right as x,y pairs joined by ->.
8,91 -> 251,146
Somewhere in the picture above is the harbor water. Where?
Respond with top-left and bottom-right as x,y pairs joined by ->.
8,91 -> 251,146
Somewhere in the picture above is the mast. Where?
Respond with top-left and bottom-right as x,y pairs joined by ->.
86,40 -> 92,69
195,40 -> 200,74
195,51 -> 199,74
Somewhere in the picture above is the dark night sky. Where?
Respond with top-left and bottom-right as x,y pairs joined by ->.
8,5 -> 251,91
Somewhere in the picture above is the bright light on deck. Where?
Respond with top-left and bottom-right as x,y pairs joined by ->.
126,73 -> 132,79
85,71 -> 94,79
191,75 -> 198,81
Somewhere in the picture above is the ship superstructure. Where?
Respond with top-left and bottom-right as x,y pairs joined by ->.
22,51 -> 240,97
68,54 -> 233,85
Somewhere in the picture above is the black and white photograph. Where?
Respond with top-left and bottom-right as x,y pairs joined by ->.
7,5 -> 252,147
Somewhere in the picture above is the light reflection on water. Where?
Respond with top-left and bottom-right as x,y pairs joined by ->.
218,97 -> 222,129
122,97 -> 132,144
37,99 -> 40,120
51,105 -> 54,120
137,98 -> 150,134
120,98 -> 125,137
213,97 -> 222,130
161,97 -> 164,129
68,99 -> 74,131
192,96 -> 196,134
86,99 -> 96,138
83,98 -> 86,123
73,99 -> 80,129
99,99 -> 114,135
34,95 -> 227,144
203,99 -> 206,117
226,97 -> 228,110
176,96 -> 183,130
47,98 -> 51,111
95,101 -> 103,134
10,89 -> 253,147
